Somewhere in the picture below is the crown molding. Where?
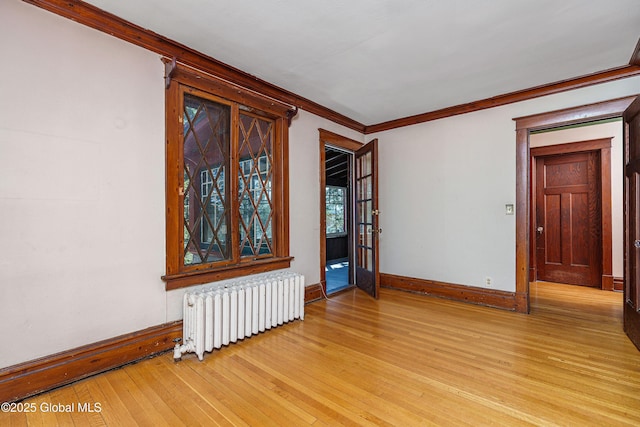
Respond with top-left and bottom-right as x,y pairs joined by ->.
22,0 -> 366,133
20,1 -> 640,136
365,65 -> 640,134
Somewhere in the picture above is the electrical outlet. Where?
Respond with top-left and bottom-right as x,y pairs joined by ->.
485,277 -> 492,286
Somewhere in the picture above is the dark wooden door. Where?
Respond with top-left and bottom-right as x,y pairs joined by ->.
535,152 -> 601,286
624,96 -> 640,351
355,139 -> 379,298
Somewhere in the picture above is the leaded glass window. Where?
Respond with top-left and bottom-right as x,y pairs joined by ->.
183,94 -> 230,266
164,64 -> 292,289
238,113 -> 274,257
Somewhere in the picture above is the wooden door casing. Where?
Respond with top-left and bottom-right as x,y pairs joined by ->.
516,96 -> 637,314
624,96 -> 640,351
535,151 -> 602,287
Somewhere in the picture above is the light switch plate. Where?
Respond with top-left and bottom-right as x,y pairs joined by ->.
505,204 -> 514,215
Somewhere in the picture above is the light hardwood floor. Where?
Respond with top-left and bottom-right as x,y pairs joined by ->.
3,282 -> 640,426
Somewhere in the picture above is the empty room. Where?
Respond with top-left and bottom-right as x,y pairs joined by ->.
1,0 -> 640,425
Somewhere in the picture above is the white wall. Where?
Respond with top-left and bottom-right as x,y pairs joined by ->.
530,121 -> 624,278
370,78 -> 639,292
0,1 -> 363,368
0,1 -> 166,368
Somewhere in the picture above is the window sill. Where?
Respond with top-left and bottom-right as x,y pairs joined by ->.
163,256 -> 294,291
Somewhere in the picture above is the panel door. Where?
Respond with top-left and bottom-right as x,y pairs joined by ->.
624,96 -> 640,351
535,152 -> 601,286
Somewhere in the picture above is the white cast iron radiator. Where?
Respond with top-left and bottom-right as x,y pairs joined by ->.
174,272 -> 305,361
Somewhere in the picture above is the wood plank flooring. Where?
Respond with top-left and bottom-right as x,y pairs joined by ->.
2,281 -> 640,426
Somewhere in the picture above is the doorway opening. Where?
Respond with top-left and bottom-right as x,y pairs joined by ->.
325,146 -> 354,294
513,96 -> 636,313
319,129 -> 381,299
319,130 -> 362,296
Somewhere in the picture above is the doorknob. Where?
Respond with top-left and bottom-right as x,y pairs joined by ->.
635,240 -> 640,249
537,226 -> 544,234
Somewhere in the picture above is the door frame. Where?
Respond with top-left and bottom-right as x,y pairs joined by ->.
530,138 -> 613,289
319,129 -> 363,295
513,95 -> 637,313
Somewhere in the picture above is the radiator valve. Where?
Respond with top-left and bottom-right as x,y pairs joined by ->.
173,338 -> 195,362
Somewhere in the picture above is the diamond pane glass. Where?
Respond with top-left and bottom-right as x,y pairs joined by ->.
238,113 -> 274,257
183,93 -> 231,266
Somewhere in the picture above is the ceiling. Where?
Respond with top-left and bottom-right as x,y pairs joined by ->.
84,0 -> 640,125
325,148 -> 349,186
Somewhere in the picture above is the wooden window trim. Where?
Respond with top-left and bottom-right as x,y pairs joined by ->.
163,62 -> 293,290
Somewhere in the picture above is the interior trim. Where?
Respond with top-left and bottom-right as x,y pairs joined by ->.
21,0 -> 366,133
0,284 -> 326,403
319,129 -> 362,296
365,65 -> 640,133
21,2 -> 640,136
614,276 -> 624,292
381,273 -> 524,311
319,129 -> 364,151
513,95 -> 638,314
0,321 -> 182,403
304,283 -> 324,303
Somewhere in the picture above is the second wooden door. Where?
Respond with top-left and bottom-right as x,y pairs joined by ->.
535,151 -> 602,287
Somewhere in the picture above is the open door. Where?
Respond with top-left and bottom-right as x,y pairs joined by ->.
624,95 -> 640,351
355,139 -> 380,298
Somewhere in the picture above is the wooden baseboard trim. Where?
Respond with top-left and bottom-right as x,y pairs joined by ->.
305,283 -> 324,303
381,273 -> 523,312
602,275 -> 614,291
0,321 -> 182,403
614,276 -> 624,292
